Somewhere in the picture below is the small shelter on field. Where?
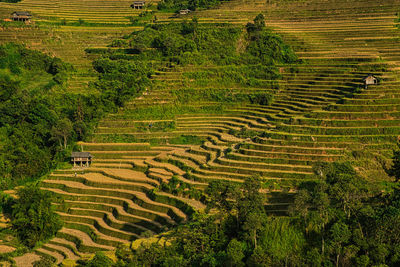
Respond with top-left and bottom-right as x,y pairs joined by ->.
131,1 -> 145,9
363,74 -> 378,89
71,152 -> 93,167
10,11 -> 32,22
179,9 -> 191,15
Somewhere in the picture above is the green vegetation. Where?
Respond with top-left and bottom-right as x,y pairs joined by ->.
77,252 -> 114,267
0,0 -> 21,3
92,57 -> 152,107
110,162 -> 400,266
0,42 -> 156,189
33,254 -> 56,267
0,43 -> 75,189
159,175 -> 203,199
1,185 -> 62,248
91,14 -> 296,120
2,0 -> 399,264
387,143 -> 400,182
158,0 -> 227,12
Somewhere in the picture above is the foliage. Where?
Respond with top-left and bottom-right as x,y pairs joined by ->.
9,185 -> 62,248
160,175 -> 203,200
77,252 -> 114,267
290,161 -> 400,266
114,177 -> 306,266
109,162 -> 400,267
91,15 -> 296,121
0,44 -> 109,189
386,142 -> 400,182
0,192 -> 13,214
158,0 -> 226,12
33,254 -> 55,267
92,58 -> 152,108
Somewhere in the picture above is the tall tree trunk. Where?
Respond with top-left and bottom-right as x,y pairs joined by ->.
63,135 -> 67,149
336,253 -> 339,267
254,231 -> 257,249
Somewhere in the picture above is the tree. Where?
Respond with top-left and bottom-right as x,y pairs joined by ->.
253,13 -> 266,31
11,185 -> 62,248
84,252 -> 113,267
238,176 -> 266,249
205,180 -> 239,214
242,211 -> 264,249
50,118 -> 73,149
246,13 -> 266,34
323,162 -> 370,218
328,222 -> 352,267
33,254 -> 55,267
226,239 -> 245,267
387,143 -> 400,182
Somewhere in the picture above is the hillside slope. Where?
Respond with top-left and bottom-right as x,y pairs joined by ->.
2,0 -> 400,264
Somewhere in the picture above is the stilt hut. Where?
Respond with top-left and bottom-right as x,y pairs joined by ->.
71,152 -> 93,167
131,1 -> 145,9
363,74 -> 378,89
11,11 -> 32,22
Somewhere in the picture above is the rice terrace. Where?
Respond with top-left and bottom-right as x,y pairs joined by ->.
0,0 -> 400,266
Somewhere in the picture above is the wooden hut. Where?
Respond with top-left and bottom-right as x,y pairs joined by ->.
363,74 -> 378,88
131,1 -> 145,9
179,9 -> 191,15
11,11 -> 32,22
71,152 -> 93,167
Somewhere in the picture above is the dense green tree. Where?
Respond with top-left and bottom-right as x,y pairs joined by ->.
50,118 -> 73,149
84,252 -> 114,267
10,185 -> 62,248
225,239 -> 245,267
205,180 -> 239,214
328,222 -> 352,267
387,143 -> 400,182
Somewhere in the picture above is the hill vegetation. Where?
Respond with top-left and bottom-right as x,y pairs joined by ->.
0,0 -> 400,265
91,14 -> 296,116
0,44 -> 74,189
112,164 -> 400,266
158,0 -> 227,12
0,42 -> 154,190
0,0 -> 21,3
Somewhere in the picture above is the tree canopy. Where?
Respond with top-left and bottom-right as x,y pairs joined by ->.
9,185 -> 62,248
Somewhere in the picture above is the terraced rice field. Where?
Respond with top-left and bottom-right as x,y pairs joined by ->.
3,0 -> 400,264
0,0 -> 146,94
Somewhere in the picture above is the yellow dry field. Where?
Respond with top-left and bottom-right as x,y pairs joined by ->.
59,228 -> 113,250
158,192 -> 206,210
91,163 -> 134,168
58,213 -> 129,243
0,0 -> 158,22
76,172 -> 155,189
0,245 -> 15,254
148,168 -> 173,176
14,253 -> 41,267
85,168 -> 158,185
